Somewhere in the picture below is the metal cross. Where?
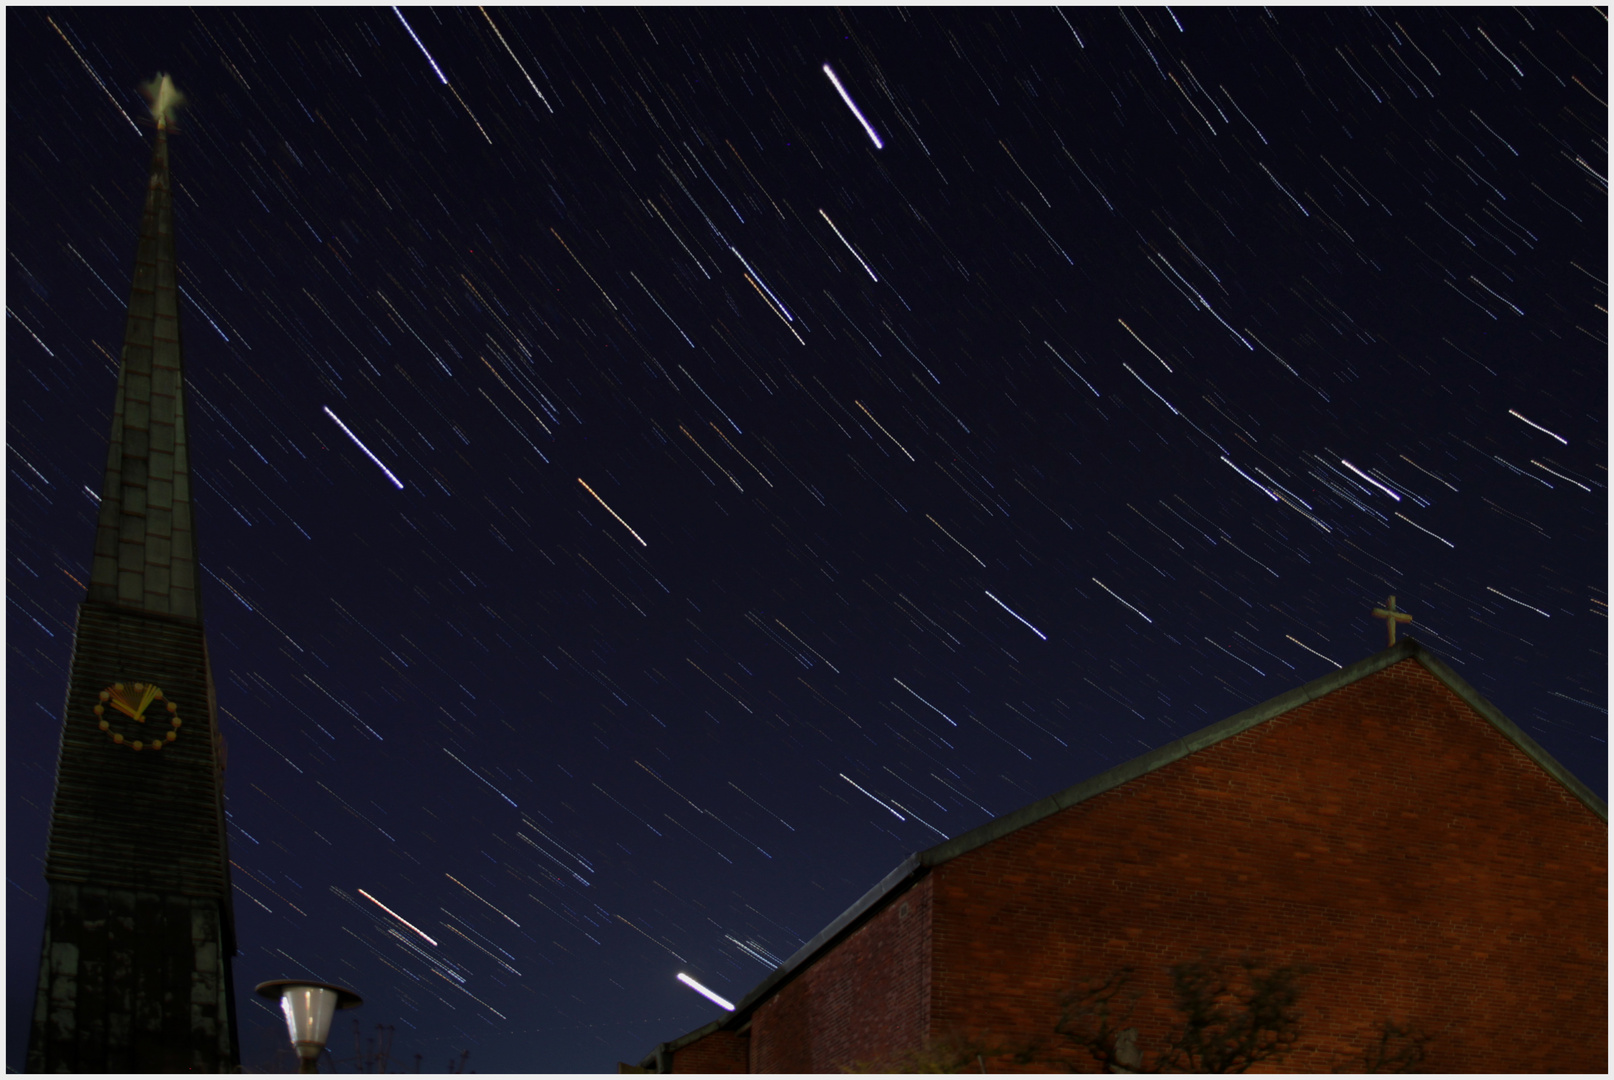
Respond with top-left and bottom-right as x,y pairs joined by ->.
1372,595 -> 1413,647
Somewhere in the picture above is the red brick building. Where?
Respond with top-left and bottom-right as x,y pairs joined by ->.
634,640 -> 1606,1073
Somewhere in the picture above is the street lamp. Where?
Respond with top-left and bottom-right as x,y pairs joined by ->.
255,979 -> 363,1073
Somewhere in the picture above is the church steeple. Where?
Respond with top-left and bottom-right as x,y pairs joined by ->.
88,73 -> 202,619
28,75 -> 241,1073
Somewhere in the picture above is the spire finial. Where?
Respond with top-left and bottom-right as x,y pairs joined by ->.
139,72 -> 185,130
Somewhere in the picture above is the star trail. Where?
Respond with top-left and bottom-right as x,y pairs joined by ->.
7,8 -> 1606,1074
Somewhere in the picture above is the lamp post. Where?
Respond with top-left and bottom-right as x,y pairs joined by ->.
255,979 -> 363,1073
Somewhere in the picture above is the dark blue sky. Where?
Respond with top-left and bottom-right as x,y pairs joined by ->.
8,7 -> 1605,1073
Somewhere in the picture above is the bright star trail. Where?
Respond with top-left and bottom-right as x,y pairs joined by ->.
818,208 -> 879,282
577,477 -> 649,547
1509,409 -> 1570,445
985,589 -> 1048,641
1093,579 -> 1155,625
393,6 -> 447,84
676,972 -> 736,1012
323,406 -> 405,490
357,889 -> 439,947
443,747 -> 519,808
822,63 -> 883,150
840,773 -> 906,821
8,9 -> 1604,1075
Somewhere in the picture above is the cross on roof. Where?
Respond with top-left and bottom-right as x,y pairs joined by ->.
1372,595 -> 1412,647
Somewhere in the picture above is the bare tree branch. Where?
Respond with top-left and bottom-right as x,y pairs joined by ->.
1050,951 -> 1428,1073
1335,1020 -> 1431,1074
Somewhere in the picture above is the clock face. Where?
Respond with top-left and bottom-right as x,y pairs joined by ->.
93,681 -> 182,752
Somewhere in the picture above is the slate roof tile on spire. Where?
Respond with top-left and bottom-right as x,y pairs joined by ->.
88,77 -> 202,620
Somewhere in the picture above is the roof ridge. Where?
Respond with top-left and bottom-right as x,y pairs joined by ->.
917,639 -> 1604,873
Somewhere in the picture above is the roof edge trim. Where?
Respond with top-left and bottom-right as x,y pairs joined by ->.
915,639 -> 1429,868
638,1018 -> 725,1070
1411,648 -> 1606,822
727,853 -> 923,1019
637,854 -> 927,1066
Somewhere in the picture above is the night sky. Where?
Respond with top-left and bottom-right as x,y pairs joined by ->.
7,7 -> 1607,1073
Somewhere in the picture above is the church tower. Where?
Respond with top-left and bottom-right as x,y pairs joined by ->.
27,75 -> 241,1073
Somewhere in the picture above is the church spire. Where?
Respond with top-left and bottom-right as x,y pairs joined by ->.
88,72 -> 201,619
28,75 -> 241,1073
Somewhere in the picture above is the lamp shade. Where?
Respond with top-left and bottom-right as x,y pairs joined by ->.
254,980 -> 362,1069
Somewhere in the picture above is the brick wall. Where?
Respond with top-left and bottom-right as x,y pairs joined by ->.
745,874 -> 934,1072
927,658 -> 1606,1072
669,1029 -> 748,1073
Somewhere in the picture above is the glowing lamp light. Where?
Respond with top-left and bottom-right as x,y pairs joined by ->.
255,979 -> 363,1073
676,972 -> 735,1012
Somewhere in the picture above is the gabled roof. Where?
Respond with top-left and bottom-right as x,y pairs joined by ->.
640,639 -> 1606,1066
